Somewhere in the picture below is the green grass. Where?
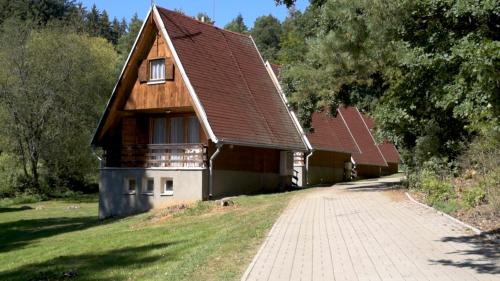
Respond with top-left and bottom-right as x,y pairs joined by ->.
0,190 -> 304,281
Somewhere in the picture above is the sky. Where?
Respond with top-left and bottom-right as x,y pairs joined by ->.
79,0 -> 310,28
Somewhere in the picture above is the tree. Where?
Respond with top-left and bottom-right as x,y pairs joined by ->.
224,14 -> 248,33
0,19 -> 118,193
282,0 -> 500,168
116,13 -> 143,60
99,10 -> 112,42
251,15 -> 282,61
195,12 -> 214,25
85,4 -> 100,37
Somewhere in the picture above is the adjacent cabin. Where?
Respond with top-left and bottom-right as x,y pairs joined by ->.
297,111 -> 360,185
91,6 -> 307,218
339,107 -> 388,178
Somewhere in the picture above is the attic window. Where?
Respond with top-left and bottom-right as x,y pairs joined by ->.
150,59 -> 165,81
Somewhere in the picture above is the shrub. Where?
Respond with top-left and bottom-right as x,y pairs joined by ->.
421,174 -> 456,208
0,193 -> 43,207
462,186 -> 486,209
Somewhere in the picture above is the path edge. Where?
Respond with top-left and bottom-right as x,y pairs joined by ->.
405,192 -> 482,235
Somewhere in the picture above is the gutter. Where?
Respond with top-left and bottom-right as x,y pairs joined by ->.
305,150 -> 314,185
209,143 -> 223,198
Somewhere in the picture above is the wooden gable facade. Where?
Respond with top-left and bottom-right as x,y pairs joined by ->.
94,11 -> 209,168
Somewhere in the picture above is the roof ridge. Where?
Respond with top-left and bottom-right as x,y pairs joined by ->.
355,107 -> 388,166
338,107 -> 362,154
156,6 -> 251,38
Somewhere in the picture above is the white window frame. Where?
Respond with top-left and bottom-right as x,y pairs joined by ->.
124,177 -> 137,194
149,58 -> 166,82
143,177 -> 155,195
160,177 -> 174,196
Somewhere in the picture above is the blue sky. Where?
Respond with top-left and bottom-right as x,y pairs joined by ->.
79,0 -> 309,28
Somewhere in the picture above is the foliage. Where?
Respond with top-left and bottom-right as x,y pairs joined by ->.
0,152 -> 21,197
0,193 -> 43,207
195,12 -> 215,25
0,19 -> 118,194
280,0 -> 499,170
251,15 -> 282,61
224,14 -> 248,33
116,13 -> 143,60
462,186 -> 486,208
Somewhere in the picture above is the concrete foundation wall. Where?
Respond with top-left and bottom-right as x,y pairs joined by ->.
99,168 -> 207,218
211,169 -> 285,198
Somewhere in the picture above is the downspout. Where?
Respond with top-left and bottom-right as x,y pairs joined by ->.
91,145 -> 103,168
209,143 -> 223,198
305,149 -> 314,185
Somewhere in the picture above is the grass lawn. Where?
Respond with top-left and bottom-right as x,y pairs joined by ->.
0,190 -> 304,281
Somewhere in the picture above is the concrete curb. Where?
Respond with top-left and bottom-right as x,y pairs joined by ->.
405,192 -> 482,235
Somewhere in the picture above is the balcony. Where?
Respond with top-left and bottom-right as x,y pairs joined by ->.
294,152 -> 305,166
120,143 -> 207,168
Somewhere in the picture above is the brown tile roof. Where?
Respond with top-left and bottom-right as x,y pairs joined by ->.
361,113 -> 401,164
308,111 -> 360,154
338,106 -> 387,166
158,7 -> 306,150
378,141 -> 401,163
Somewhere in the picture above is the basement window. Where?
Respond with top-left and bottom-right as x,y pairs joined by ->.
125,178 -> 137,194
149,58 -> 165,81
143,178 -> 155,194
161,178 -> 174,196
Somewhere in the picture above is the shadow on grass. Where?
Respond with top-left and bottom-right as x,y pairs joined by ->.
0,242 -> 181,281
0,206 -> 33,213
430,229 -> 500,275
0,216 -> 106,253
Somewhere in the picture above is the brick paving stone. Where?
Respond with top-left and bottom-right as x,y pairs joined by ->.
241,177 -> 500,281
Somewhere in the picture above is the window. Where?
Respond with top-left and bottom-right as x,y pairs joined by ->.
126,178 -> 136,194
162,178 -> 174,195
152,118 -> 166,144
144,178 -> 155,193
187,116 -> 200,143
150,59 -> 165,81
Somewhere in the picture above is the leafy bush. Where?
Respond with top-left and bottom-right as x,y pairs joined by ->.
0,153 -> 22,198
0,193 -> 43,207
433,199 -> 459,214
462,186 -> 486,209
421,174 -> 456,208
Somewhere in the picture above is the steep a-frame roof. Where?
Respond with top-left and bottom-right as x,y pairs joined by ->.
338,106 -> 387,167
307,111 -> 360,154
92,6 -> 306,151
361,113 -> 401,164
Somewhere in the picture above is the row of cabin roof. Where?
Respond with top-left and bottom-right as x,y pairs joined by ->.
267,64 -> 400,186
91,5 -> 400,218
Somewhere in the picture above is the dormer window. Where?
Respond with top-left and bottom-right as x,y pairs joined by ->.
150,59 -> 165,81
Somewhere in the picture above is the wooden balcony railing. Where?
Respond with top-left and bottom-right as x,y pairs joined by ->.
293,152 -> 305,166
121,143 -> 207,168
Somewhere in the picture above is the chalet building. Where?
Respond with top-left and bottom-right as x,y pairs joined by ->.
91,6 -> 307,218
339,107 -> 388,178
362,114 -> 401,175
295,111 -> 361,185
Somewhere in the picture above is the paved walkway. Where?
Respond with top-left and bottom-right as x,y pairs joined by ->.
242,177 -> 499,281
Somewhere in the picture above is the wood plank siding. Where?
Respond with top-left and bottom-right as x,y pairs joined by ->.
211,144 -> 280,174
124,32 -> 192,110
